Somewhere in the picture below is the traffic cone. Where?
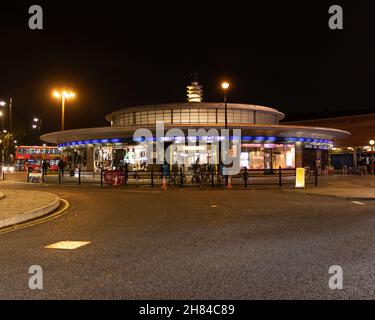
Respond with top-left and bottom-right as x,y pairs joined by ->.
226,175 -> 233,190
161,176 -> 167,191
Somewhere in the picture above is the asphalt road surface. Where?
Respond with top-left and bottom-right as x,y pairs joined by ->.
0,184 -> 375,299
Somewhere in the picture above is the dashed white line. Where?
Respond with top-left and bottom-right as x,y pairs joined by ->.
351,201 -> 366,205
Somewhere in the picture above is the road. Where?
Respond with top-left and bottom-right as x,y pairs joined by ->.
0,181 -> 375,299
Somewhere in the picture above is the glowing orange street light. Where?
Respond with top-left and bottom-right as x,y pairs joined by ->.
52,89 -> 75,131
221,82 -> 230,90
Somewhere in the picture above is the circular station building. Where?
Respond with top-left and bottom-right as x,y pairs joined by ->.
40,83 -> 350,174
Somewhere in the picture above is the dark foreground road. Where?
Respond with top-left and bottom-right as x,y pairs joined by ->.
0,184 -> 375,299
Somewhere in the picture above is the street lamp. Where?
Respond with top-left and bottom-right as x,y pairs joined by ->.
221,82 -> 230,130
0,111 -> 3,131
221,81 -> 231,188
0,101 -> 5,132
0,138 -> 3,167
0,98 -> 13,135
370,139 -> 375,175
32,117 -> 43,133
52,89 -> 75,131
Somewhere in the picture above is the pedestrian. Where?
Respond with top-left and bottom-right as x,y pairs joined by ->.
58,158 -> 65,179
42,159 -> 48,178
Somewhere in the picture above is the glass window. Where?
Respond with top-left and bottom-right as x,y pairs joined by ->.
198,109 -> 207,123
173,109 -> 180,123
208,109 -> 217,123
135,112 -> 141,125
155,111 -> 163,122
233,110 -> 241,123
190,109 -> 199,123
181,109 -> 190,123
129,112 -> 135,125
140,112 -> 148,124
241,110 -> 249,123
227,109 -> 234,123
163,109 -> 172,123
147,111 -> 155,124
217,109 -> 225,123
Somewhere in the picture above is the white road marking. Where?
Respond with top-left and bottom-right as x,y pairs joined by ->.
45,241 -> 91,250
211,205 -> 220,208
351,201 -> 366,205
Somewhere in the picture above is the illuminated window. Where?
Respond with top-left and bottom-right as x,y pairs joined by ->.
241,110 -> 249,123
227,109 -> 234,123
233,110 -> 241,123
155,111 -> 163,122
148,111 -> 155,124
135,112 -> 140,125
163,109 -> 172,123
208,109 -> 216,123
181,109 -> 190,123
173,109 -> 181,123
199,109 -> 208,123
129,112 -> 135,125
190,109 -> 199,123
217,109 -> 225,123
140,112 -> 147,124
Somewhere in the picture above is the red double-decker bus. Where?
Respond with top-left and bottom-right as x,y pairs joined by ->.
15,146 -> 61,172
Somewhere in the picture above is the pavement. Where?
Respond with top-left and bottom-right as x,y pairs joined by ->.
292,175 -> 375,200
0,189 -> 60,228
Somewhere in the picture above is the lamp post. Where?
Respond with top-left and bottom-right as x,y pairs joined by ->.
370,139 -> 375,175
0,98 -> 13,134
32,117 -> 43,133
0,101 -> 5,132
0,139 -> 3,168
221,81 -> 231,188
221,82 -> 230,130
0,111 -> 3,131
53,90 -> 75,131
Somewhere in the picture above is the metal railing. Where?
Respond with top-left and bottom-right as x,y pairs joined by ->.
39,165 -> 318,188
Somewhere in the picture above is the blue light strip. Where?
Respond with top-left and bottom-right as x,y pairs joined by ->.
58,136 -> 334,148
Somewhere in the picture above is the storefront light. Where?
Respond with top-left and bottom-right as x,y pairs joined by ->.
254,136 -> 265,141
242,136 -> 253,141
266,136 -> 277,141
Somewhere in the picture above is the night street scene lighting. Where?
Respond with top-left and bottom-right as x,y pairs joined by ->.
1,1 -> 375,316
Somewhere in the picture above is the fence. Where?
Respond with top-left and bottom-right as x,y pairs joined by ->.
42,166 -> 318,188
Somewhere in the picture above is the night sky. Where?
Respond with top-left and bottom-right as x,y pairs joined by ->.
0,1 -> 374,144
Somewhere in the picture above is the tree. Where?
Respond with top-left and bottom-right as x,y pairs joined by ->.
0,130 -> 25,165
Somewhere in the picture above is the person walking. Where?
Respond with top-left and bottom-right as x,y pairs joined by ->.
42,159 -> 48,180
58,158 -> 65,180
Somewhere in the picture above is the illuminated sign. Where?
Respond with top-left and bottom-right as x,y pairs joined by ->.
295,168 -> 305,188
